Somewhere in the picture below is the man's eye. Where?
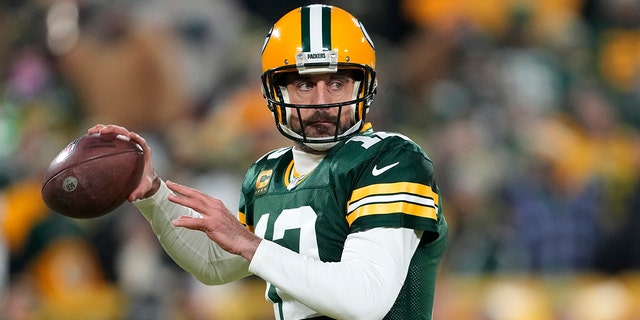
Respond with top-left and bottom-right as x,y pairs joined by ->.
329,81 -> 343,90
297,82 -> 313,90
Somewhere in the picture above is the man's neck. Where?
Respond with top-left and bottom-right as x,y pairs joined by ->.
292,144 -> 326,176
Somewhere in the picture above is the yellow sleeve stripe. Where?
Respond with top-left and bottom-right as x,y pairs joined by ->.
346,182 -> 439,226
348,193 -> 437,213
346,202 -> 438,226
238,211 -> 255,232
350,182 -> 439,204
238,211 -> 246,224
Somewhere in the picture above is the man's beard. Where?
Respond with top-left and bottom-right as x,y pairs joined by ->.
290,108 -> 349,154
290,109 -> 346,138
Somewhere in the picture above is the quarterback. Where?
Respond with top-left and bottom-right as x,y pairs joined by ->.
89,4 -> 447,320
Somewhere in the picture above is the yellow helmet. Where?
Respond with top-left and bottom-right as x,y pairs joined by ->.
261,4 -> 377,148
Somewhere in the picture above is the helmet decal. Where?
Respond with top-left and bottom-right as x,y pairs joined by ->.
261,27 -> 273,55
359,21 -> 374,49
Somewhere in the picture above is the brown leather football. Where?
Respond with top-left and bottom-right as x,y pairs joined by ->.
41,133 -> 144,219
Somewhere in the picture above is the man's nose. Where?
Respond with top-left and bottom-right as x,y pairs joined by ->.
310,82 -> 330,105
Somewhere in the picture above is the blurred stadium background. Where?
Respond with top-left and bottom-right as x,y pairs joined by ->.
2,0 -> 640,319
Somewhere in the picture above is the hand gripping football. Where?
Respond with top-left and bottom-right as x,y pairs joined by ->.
41,133 -> 144,218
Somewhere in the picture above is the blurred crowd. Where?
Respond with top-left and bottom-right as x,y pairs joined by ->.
1,0 -> 640,319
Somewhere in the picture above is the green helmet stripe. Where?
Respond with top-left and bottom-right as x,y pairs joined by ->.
301,5 -> 331,52
301,6 -> 310,52
321,6 -> 331,50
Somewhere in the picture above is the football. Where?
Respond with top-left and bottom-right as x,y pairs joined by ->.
41,133 -> 145,219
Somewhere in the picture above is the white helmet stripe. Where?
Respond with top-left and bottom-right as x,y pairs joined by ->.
308,5 -> 324,52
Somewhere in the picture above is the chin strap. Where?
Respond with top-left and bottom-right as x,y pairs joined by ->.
302,141 -> 339,152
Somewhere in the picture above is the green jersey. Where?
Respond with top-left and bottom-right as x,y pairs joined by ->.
239,128 -> 447,319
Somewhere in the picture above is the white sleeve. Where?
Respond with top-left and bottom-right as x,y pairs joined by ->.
248,227 -> 422,320
133,180 -> 251,285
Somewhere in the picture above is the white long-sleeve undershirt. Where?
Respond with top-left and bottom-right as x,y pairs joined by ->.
250,226 -> 422,320
134,182 -> 251,284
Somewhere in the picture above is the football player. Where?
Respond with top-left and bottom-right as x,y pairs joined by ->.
89,4 -> 447,319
